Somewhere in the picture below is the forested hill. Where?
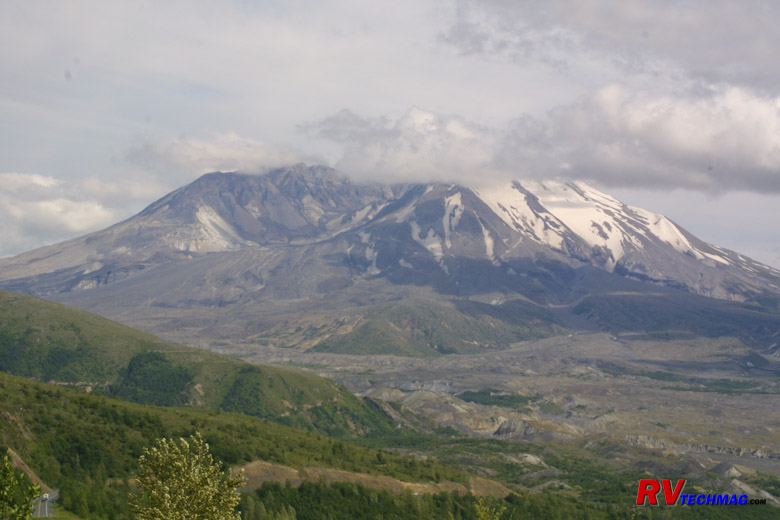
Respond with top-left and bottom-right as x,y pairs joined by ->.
0,289 -> 393,437
0,371 -> 468,518
4,371 -> 776,520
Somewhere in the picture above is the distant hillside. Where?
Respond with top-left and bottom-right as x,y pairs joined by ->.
312,298 -> 562,356
0,371 -> 467,519
0,290 -> 393,437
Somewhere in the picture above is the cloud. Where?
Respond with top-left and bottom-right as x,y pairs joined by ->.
125,133 -> 302,181
0,172 -> 165,258
442,0 -> 780,91
1,132 -> 303,258
441,1 -> 602,75
530,84 -> 780,191
1,0 -> 779,265
302,108 -> 503,183
309,85 -> 780,192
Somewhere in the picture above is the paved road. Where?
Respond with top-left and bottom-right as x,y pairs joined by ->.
32,490 -> 59,518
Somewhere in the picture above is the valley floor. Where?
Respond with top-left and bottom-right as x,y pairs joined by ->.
234,332 -> 780,505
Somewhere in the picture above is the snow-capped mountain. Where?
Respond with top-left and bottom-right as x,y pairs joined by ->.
0,165 -> 778,354
471,180 -> 780,299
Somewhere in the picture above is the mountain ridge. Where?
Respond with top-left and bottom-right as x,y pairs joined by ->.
1,164 -> 778,356
1,165 -> 777,299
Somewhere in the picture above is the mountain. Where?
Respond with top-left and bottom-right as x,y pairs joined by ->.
1,164 -> 778,355
0,290 -> 395,437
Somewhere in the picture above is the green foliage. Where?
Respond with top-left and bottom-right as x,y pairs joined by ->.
219,366 -> 394,437
0,454 -> 39,520
456,389 -> 538,409
0,372 -> 469,518
601,366 -> 773,396
240,493 -> 297,520
312,319 -> 436,357
0,291 -> 151,383
130,434 -> 245,520
111,352 -> 193,406
473,497 -> 505,520
248,481 -> 631,520
252,481 -> 481,520
3,373 -> 779,519
745,472 -> 780,498
312,299 -> 562,357
0,318 -> 109,383
362,434 -> 780,519
362,433 -> 645,503
666,378 -> 767,395
0,290 -> 396,437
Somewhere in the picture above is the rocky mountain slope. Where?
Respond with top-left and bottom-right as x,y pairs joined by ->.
1,164 -> 778,355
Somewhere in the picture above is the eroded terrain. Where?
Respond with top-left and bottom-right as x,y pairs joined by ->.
234,332 -> 780,500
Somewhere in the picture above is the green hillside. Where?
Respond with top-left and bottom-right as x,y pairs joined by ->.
4,372 -> 778,520
0,290 -> 393,437
312,298 -> 562,356
0,371 -> 468,519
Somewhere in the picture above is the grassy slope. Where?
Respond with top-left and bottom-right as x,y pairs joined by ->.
312,298 -> 563,356
0,290 -> 393,437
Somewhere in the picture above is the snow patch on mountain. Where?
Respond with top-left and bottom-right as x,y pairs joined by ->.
399,258 -> 413,269
471,185 -> 565,250
524,181 -> 630,267
410,220 -> 444,261
331,204 -> 376,231
630,207 -> 691,250
478,218 -> 499,266
474,180 -> 739,270
629,206 -> 733,266
190,205 -> 247,252
443,192 -> 463,248
394,199 -> 418,223
365,244 -> 380,275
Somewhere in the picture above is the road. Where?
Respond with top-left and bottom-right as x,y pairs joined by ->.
32,490 -> 59,518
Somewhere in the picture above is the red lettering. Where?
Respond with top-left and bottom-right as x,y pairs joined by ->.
636,479 -> 661,505
662,479 -> 686,505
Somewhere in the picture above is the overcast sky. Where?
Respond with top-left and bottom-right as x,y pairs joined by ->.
1,0 -> 779,266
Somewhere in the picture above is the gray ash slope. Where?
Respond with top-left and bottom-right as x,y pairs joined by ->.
1,164 -> 778,356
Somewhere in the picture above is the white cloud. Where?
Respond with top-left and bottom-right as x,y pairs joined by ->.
527,84 -> 780,191
76,177 -> 169,207
303,107 -> 504,183
125,133 -> 303,181
0,131 -> 303,258
6,199 -> 115,235
0,172 -> 164,257
308,84 -> 780,192
0,172 -> 59,191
